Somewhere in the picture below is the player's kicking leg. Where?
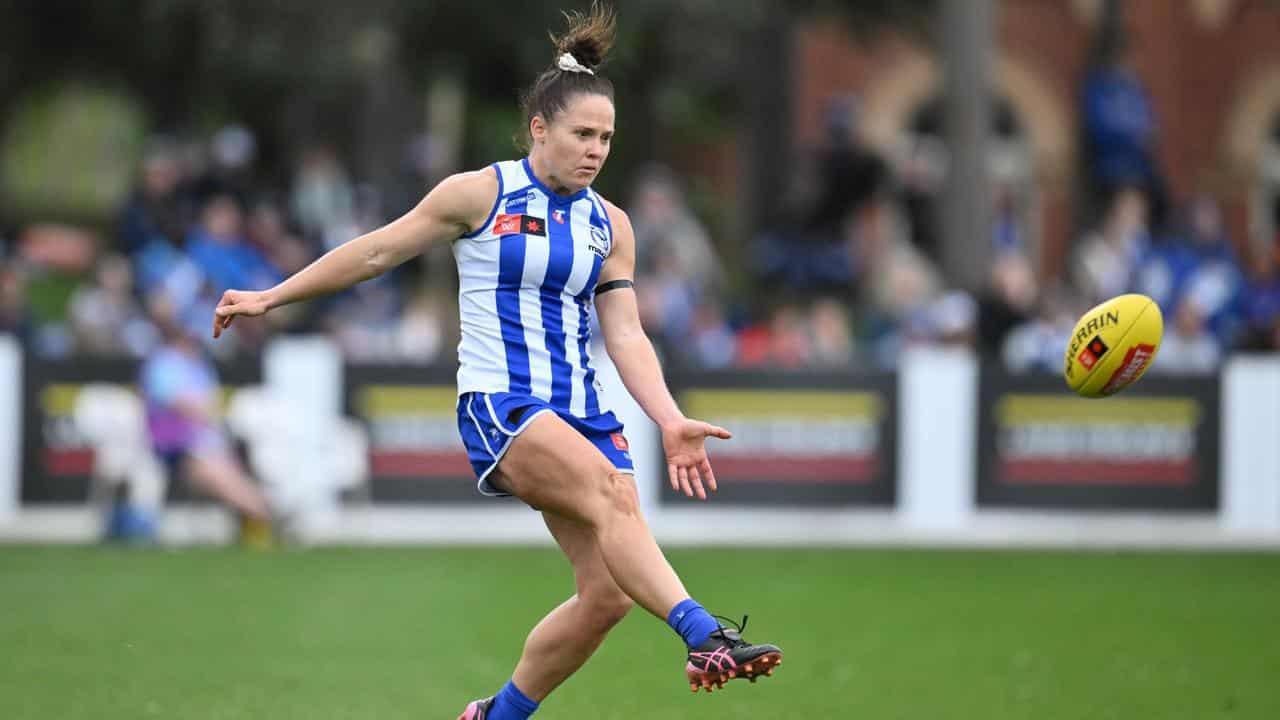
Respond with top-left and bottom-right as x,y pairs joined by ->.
480,413 -> 783,703
458,511 -> 634,718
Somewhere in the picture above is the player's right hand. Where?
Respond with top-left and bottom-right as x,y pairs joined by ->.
213,289 -> 271,339
661,417 -> 732,501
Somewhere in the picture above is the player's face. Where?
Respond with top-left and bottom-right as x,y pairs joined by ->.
535,93 -> 614,192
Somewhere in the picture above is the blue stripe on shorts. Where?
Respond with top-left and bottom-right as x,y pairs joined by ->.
456,391 -> 635,497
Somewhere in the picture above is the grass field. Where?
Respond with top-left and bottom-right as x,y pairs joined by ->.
1,546 -> 1278,719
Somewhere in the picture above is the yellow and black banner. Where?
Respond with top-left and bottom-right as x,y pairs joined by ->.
976,369 -> 1219,510
343,364 -> 489,504
663,370 -> 897,506
20,355 -> 260,504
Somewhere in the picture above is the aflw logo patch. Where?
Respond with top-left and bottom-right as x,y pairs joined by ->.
494,214 -> 545,237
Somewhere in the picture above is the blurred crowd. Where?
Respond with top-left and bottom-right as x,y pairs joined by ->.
1,95 -> 1278,376
632,64 -> 1280,375
0,127 -> 448,364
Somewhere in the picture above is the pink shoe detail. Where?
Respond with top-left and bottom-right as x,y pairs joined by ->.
457,697 -> 492,720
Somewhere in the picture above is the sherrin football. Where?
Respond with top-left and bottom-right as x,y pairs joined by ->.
1063,293 -> 1163,398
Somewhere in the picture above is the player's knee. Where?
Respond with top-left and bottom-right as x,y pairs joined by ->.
579,469 -> 640,530
597,470 -> 640,519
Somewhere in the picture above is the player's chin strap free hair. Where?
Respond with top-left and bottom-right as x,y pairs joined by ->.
557,52 -> 595,75
595,278 -> 633,295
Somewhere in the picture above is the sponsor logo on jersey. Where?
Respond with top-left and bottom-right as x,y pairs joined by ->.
611,432 -> 629,451
503,194 -> 528,214
494,213 -> 546,237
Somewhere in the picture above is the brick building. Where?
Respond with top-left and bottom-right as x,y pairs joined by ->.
792,0 -> 1280,279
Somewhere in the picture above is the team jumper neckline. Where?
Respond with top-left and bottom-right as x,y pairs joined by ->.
522,157 -> 592,205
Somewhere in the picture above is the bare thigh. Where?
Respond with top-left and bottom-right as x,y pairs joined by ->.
491,412 -> 631,526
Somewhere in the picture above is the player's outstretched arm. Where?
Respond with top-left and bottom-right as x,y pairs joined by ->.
595,201 -> 731,501
213,168 -> 497,338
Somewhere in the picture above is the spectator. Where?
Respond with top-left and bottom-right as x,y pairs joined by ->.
1242,237 -> 1280,351
977,249 -> 1039,358
630,165 -> 721,293
1149,299 -> 1220,375
1081,35 -> 1167,225
629,165 -> 724,359
394,289 -> 447,364
0,261 -> 34,343
1003,286 -> 1084,374
291,146 -> 356,250
140,292 -> 274,547
117,137 -> 192,255
635,250 -> 698,357
67,253 -> 157,357
907,291 -> 978,349
751,95 -> 884,295
186,194 -> 282,295
808,297 -> 855,367
1073,185 -> 1150,304
325,277 -> 404,362
850,195 -> 942,325
189,124 -> 259,203
687,300 -> 737,369
1134,195 -> 1245,348
246,198 -> 314,277
804,95 -> 887,243
1177,196 -> 1246,345
895,135 -> 946,263
736,303 -> 811,368
245,198 -> 321,336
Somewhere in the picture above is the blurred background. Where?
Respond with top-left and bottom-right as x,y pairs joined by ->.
1,2 -> 1279,716
2,0 -> 1280,371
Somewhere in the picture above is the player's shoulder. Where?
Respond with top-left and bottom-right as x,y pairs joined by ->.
428,166 -> 501,226
438,166 -> 500,197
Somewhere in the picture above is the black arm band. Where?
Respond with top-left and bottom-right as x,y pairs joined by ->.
594,279 -> 634,295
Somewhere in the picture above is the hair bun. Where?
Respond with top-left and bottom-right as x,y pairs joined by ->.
550,2 -> 616,71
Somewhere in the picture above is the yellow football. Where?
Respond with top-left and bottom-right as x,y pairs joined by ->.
1063,293 -> 1163,398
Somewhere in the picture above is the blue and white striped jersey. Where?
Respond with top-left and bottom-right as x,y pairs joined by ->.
453,158 -> 616,418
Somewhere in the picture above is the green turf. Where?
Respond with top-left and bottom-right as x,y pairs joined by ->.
1,546 -> 1277,719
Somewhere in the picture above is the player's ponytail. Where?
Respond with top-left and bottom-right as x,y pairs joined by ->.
552,2 -> 615,71
517,1 -> 617,152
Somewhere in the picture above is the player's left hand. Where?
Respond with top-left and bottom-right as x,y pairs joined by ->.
661,418 -> 731,501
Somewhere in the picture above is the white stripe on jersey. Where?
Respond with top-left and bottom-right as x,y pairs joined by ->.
564,198 -> 597,416
517,192 -> 553,401
453,213 -> 506,390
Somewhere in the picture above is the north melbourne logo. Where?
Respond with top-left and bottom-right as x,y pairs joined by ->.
587,226 -> 609,258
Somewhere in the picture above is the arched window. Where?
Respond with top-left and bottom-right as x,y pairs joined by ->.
893,94 -> 1040,265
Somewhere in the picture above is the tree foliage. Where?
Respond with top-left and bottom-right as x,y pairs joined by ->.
0,0 -> 934,203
